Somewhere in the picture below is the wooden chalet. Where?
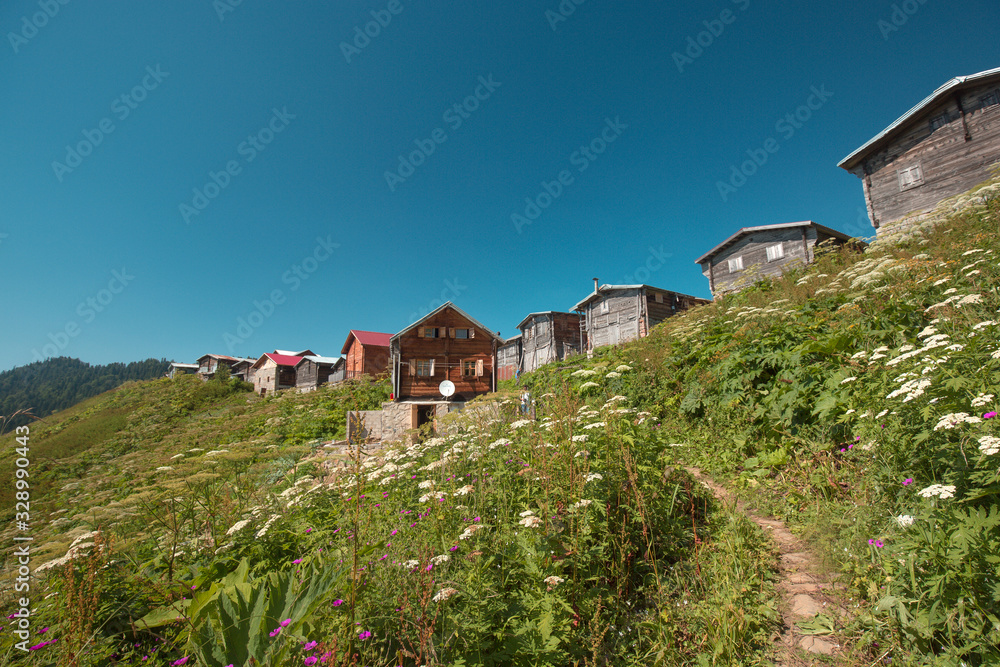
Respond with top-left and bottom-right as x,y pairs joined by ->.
839,66 -> 1000,233
250,352 -> 303,396
295,355 -> 342,393
168,362 -> 198,379
229,358 -> 256,383
341,330 -> 392,380
517,312 -> 583,373
572,281 -> 709,353
695,221 -> 860,297
196,354 -> 241,380
497,334 -> 522,381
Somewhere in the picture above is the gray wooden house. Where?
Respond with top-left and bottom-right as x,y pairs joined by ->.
517,312 -> 583,373
839,66 -> 1000,233
295,355 -> 342,393
695,221 -> 859,297
497,334 -> 522,381
571,281 -> 709,353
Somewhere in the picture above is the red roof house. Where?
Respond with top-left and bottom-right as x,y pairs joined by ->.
341,330 -> 392,380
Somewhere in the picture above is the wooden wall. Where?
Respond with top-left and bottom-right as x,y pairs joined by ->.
520,313 -> 582,372
581,289 -> 643,351
700,227 -> 816,296
393,308 -> 496,401
497,338 -> 521,380
296,360 -> 335,389
345,337 -> 391,379
851,81 -> 1000,229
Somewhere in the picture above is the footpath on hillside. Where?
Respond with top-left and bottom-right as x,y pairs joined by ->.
687,468 -> 853,666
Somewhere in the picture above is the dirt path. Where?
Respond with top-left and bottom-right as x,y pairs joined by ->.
686,468 -> 846,665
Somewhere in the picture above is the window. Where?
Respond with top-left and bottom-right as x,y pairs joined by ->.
980,90 -> 999,109
462,360 -> 477,376
654,292 -> 664,304
766,243 -> 785,262
421,327 -> 440,338
728,256 -> 744,273
600,300 -> 609,314
928,113 -> 949,131
898,164 -> 924,191
416,360 -> 433,376
453,328 -> 470,339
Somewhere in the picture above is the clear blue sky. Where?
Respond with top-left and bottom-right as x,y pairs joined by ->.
2,0 -> 998,370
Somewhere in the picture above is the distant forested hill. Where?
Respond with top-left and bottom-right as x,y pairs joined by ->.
0,357 -> 169,426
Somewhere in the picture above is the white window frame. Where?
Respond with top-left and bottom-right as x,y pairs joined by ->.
897,164 -> 924,191
727,256 -> 744,273
765,243 -> 784,262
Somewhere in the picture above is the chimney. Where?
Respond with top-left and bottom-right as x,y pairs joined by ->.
592,277 -> 599,294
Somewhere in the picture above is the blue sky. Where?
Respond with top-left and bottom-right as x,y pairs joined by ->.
2,0 -> 998,371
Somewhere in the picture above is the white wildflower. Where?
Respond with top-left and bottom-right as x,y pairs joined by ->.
961,248 -> 985,256
933,412 -> 982,430
605,371 -> 621,379
572,369 -> 597,377
973,393 -> 997,407
510,419 -> 532,429
582,421 -> 606,430
543,575 -> 565,587
571,499 -> 592,510
418,479 -> 435,489
973,320 -> 996,330
431,554 -> 450,565
155,466 -> 173,472
453,485 -> 474,496
917,484 -> 956,499
579,381 -> 599,390
518,515 -> 543,528
896,514 -> 915,527
403,559 -> 420,568
916,326 -> 937,338
433,587 -> 459,602
978,436 -> 1000,455
571,434 -> 588,443
840,376 -> 857,385
932,278 -> 950,286
585,473 -> 603,483
615,365 -> 632,372
955,294 -> 983,307
226,519 -> 251,535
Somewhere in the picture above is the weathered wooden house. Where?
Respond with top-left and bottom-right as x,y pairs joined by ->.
329,357 -> 346,384
196,354 -> 241,380
341,330 -> 392,380
352,303 -> 502,442
230,358 -> 256,383
572,281 -> 709,352
694,221 -> 859,296
517,312 -> 583,373
839,66 -> 1000,234
168,362 -> 199,379
295,355 -> 342,393
250,352 -> 303,396
497,334 -> 522,381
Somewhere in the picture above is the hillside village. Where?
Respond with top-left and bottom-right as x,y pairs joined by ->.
3,66 -> 1000,667
170,66 -> 1000,446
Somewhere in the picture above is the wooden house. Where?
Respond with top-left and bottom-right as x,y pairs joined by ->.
295,355 -> 341,393
341,330 -> 392,380
497,334 -> 522,381
695,221 -> 859,296
168,362 -> 199,379
839,66 -> 1000,234
329,357 -> 346,384
196,354 -> 241,380
250,352 -> 303,396
572,281 -> 709,352
517,312 -> 583,373
229,358 -> 256,383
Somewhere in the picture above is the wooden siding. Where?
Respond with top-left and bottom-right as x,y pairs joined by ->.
851,81 -> 1000,229
700,227 -> 816,296
393,307 -> 496,401
520,313 -> 582,372
581,289 -> 643,351
296,359 -> 336,390
344,337 -> 390,379
497,338 -> 521,381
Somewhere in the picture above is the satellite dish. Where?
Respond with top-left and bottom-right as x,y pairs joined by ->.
439,380 -> 455,397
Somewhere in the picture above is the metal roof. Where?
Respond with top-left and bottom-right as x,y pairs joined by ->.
341,330 -> 392,354
391,302 -> 504,343
838,66 -> 1000,171
693,221 -> 856,265
571,285 -> 710,312
169,362 -> 199,369
274,349 -> 314,357
253,353 -> 303,368
297,355 -> 342,366
515,311 -> 578,331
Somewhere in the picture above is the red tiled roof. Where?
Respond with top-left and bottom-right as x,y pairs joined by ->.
342,330 -> 392,354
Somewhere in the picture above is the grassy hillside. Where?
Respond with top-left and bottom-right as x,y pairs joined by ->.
1,179 -> 998,666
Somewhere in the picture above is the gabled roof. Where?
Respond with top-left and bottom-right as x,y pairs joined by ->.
341,330 -> 392,354
571,285 -> 709,312
169,362 -> 199,369
252,352 -> 303,369
197,353 -> 240,363
499,334 -> 522,347
274,349 -> 314,357
838,66 -> 1000,171
391,302 -> 504,343
295,355 -> 341,367
516,311 -> 578,331
693,221 -> 856,265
